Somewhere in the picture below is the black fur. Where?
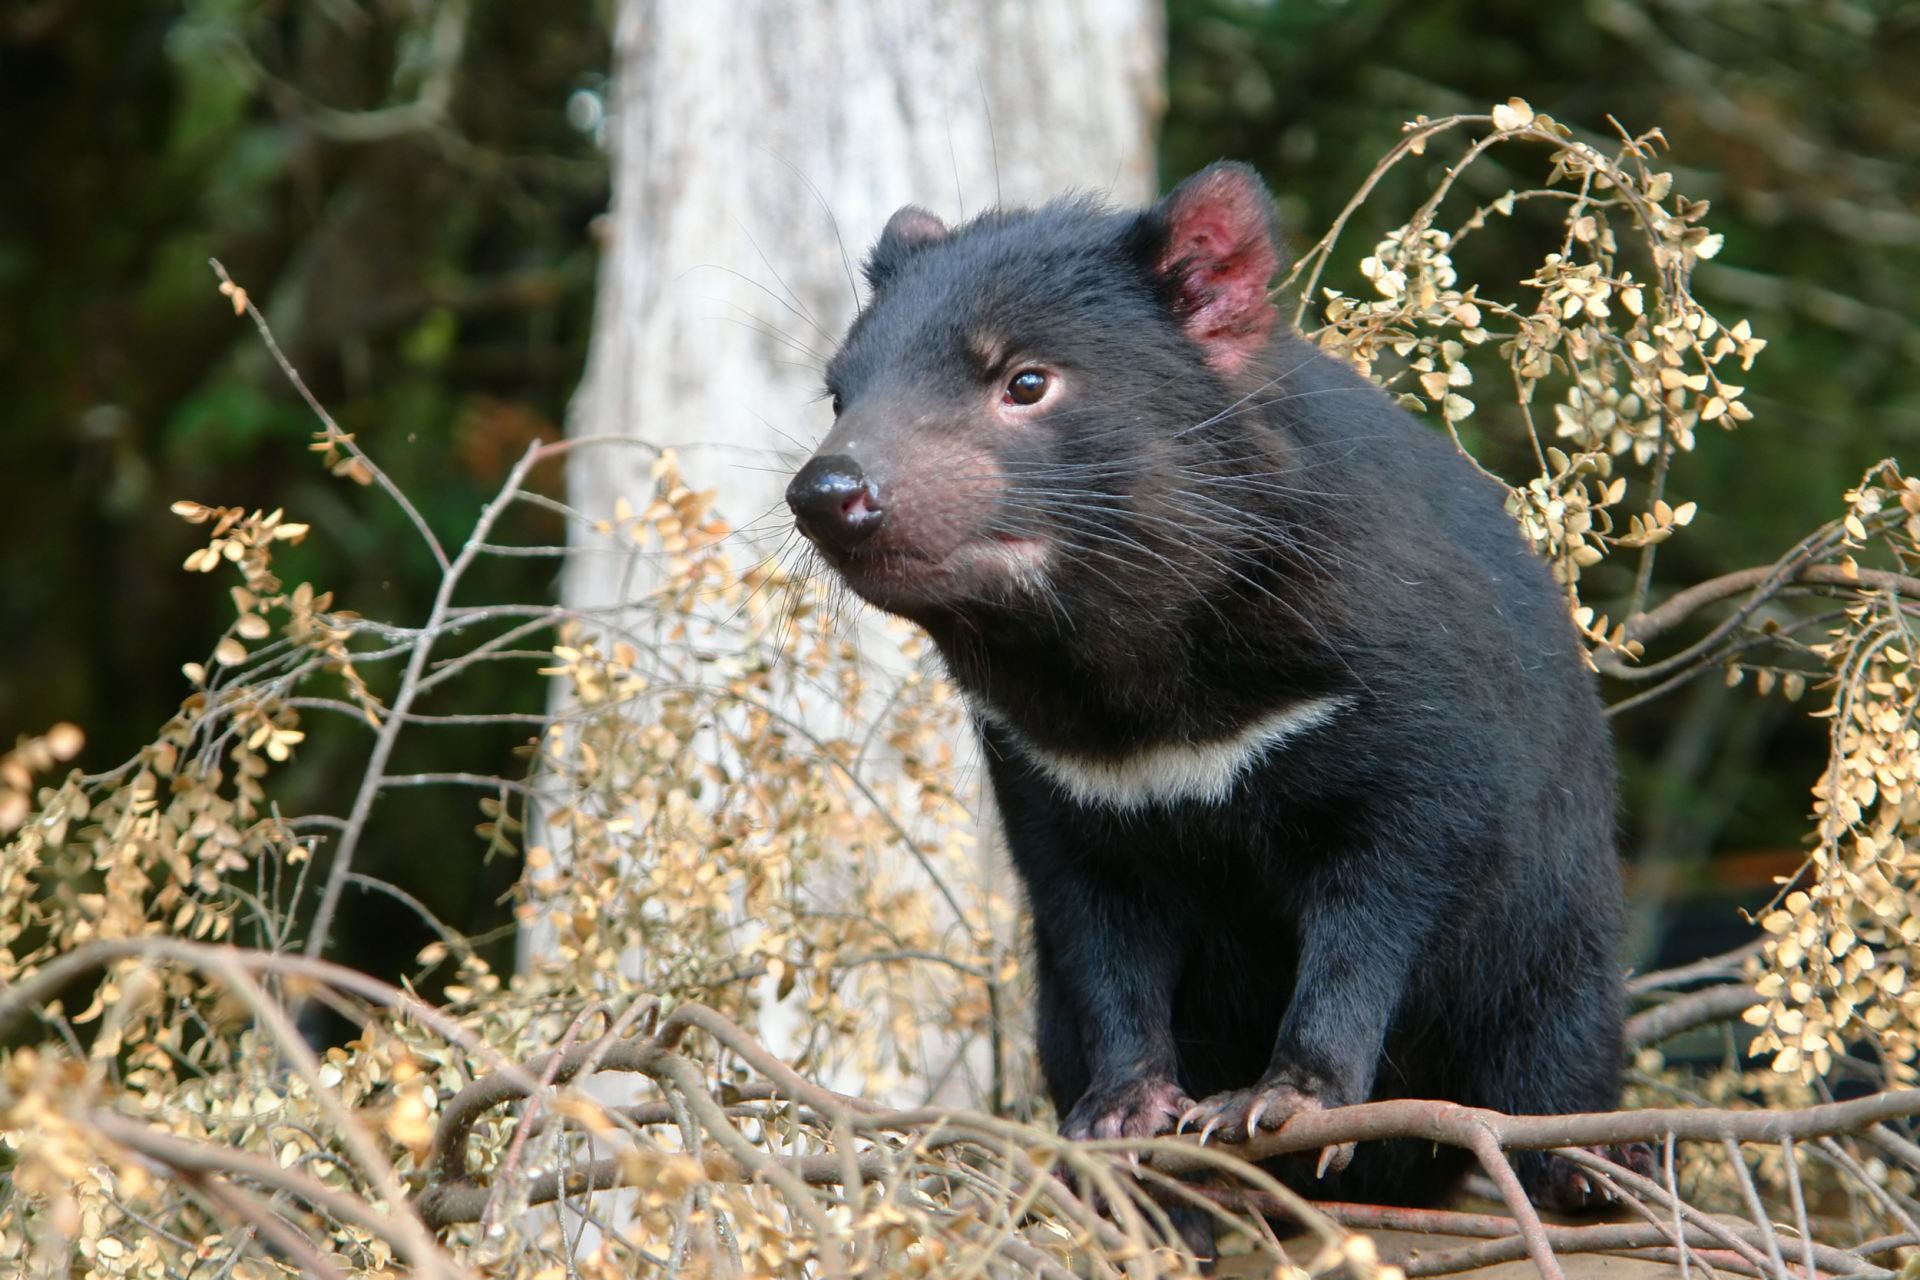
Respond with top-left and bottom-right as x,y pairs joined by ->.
791,164 -> 1628,1216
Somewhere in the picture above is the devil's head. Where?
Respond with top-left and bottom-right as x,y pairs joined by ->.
787,163 -> 1293,636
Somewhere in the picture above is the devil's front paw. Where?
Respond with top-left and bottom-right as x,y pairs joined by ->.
1060,1077 -> 1196,1142
1176,1070 -> 1355,1173
1177,1073 -> 1330,1145
1530,1143 -> 1658,1213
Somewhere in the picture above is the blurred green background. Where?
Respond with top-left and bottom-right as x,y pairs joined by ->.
2,0 -> 1914,987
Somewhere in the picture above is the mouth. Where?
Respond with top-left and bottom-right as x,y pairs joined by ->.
816,534 -> 1049,611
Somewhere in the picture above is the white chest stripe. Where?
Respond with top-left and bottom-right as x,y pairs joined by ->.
985,696 -> 1348,810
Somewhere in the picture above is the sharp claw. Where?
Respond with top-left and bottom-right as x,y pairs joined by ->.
1246,1098 -> 1266,1138
1315,1142 -> 1354,1178
1176,1106 -> 1200,1135
1198,1117 -> 1220,1146
1125,1150 -> 1140,1169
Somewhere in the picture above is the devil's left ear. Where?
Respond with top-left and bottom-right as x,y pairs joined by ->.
1134,162 -> 1282,375
864,205 -> 949,292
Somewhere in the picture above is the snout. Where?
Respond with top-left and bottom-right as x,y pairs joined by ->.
786,454 -> 885,554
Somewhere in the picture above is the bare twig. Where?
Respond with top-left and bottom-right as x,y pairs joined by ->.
1628,940 -> 1765,994
1721,1136 -> 1791,1280
1780,1136 -> 1815,1280
1667,1133 -> 1700,1280
193,1177 -> 353,1280
1627,983 -> 1760,1046
91,1112 -> 460,1275
1622,561 -> 1884,648
1556,1146 -> 1777,1276
479,1002 -> 609,1237
1467,1123 -> 1565,1280
208,259 -> 448,573
1385,1219 -> 1875,1279
302,439 -> 549,958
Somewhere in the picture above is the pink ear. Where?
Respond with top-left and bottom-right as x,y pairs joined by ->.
881,205 -> 948,251
864,205 -> 950,290
1154,164 -> 1280,375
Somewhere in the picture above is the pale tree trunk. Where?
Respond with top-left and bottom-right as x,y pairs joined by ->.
526,0 -> 1163,1094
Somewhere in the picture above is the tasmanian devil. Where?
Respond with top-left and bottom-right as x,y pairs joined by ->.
785,162 -> 1632,1216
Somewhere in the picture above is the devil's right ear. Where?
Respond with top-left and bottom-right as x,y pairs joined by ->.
863,205 -> 949,291
1131,163 -> 1282,376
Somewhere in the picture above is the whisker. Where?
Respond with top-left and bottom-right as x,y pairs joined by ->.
758,143 -> 862,310
703,302 -> 831,366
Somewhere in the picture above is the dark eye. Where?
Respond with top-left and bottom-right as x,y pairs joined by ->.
1004,370 -> 1049,406
830,391 -> 844,416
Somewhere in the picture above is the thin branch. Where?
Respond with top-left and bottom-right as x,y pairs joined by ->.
1722,1136 -> 1791,1280
1780,1136 -> 1815,1280
1380,1218 -> 1873,1280
480,1002 -> 611,1236
90,1112 -> 458,1275
1172,1090 -> 1920,1175
1556,1146 -> 1778,1276
342,871 -> 469,955
1627,983 -> 1759,1046
302,440 -> 548,958
1466,1122 -> 1565,1280
1610,562 -> 1920,679
1628,940 -> 1765,994
190,951 -> 447,1276
208,260 -> 448,573
192,1177 -> 352,1280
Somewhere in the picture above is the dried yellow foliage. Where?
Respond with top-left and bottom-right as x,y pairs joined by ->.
1745,465 -> 1920,1084
1302,102 -> 1762,651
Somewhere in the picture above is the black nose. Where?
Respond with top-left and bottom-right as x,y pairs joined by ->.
787,454 -> 885,553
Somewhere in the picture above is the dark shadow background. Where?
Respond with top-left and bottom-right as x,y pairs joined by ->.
2,0 -> 1915,1003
